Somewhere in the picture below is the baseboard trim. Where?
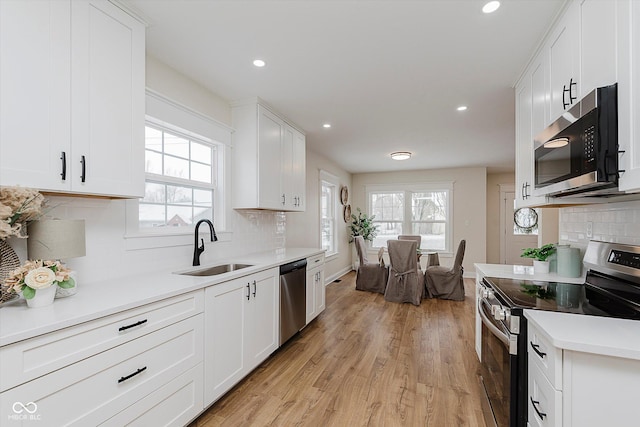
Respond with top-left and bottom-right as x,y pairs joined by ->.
324,265 -> 353,286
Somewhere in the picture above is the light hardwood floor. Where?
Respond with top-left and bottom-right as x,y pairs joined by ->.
191,271 -> 487,427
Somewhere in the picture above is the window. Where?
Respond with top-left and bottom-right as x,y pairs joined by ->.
140,124 -> 217,229
320,171 -> 339,257
367,183 -> 452,252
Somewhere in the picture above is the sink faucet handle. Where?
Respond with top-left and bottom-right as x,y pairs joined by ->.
199,238 -> 205,251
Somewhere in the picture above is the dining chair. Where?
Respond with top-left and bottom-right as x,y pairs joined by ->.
384,239 -> 424,306
398,234 -> 421,247
425,239 -> 466,300
354,236 -> 389,294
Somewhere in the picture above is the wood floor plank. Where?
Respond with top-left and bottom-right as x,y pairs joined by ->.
191,271 -> 486,427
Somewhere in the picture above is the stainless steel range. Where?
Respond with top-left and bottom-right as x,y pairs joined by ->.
477,241 -> 640,427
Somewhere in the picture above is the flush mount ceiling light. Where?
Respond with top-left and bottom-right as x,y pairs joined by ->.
253,59 -> 266,67
322,123 -> 331,128
390,151 -> 411,161
544,137 -> 569,148
482,1 -> 501,13
457,105 -> 468,111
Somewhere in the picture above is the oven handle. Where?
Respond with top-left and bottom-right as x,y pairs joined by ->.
478,299 -> 510,347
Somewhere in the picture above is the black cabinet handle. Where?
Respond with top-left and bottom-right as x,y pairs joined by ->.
60,151 -> 67,180
118,366 -> 147,384
252,280 -> 257,297
530,342 -> 547,358
118,319 -> 148,332
246,283 -> 251,300
569,78 -> 577,103
282,194 -> 286,205
530,397 -> 547,420
562,84 -> 569,109
80,155 -> 86,183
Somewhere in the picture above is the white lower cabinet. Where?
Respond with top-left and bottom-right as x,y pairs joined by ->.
528,320 -> 640,427
204,268 -> 279,406
305,253 -> 325,324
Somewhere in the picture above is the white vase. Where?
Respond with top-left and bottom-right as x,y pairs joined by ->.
26,285 -> 56,308
55,271 -> 78,298
533,260 -> 550,274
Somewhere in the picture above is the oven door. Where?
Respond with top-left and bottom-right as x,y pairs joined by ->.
478,298 -> 519,427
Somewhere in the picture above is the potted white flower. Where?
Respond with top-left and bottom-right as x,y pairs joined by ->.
2,260 -> 75,308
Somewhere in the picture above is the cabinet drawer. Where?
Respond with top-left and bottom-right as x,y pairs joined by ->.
528,325 -> 563,389
101,363 -> 203,427
1,290 -> 203,392
0,314 -> 203,426
307,253 -> 325,267
528,362 -> 562,427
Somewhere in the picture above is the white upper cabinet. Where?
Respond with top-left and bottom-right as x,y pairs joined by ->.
0,0 -> 145,198
579,0 -> 618,96
617,0 -> 640,192
548,0 -> 580,122
232,99 -> 307,211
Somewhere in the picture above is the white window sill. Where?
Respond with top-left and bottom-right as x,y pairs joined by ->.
124,230 -> 232,251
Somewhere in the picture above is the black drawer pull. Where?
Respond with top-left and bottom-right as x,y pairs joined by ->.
60,151 -> 67,180
530,397 -> 547,420
80,155 -> 86,183
252,280 -> 257,297
118,366 -> 147,384
118,319 -> 148,332
246,283 -> 251,300
530,342 -> 547,358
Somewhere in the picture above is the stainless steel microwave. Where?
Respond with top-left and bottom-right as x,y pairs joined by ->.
533,83 -> 618,198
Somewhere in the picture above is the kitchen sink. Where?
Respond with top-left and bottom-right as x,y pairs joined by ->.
177,263 -> 254,276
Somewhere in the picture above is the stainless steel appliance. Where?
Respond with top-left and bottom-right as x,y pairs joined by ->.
279,258 -> 307,346
478,241 -> 640,427
533,83 -> 619,198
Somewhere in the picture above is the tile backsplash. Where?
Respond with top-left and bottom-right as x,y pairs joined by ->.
559,200 -> 640,250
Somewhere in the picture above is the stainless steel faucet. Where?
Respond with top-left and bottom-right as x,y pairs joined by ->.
193,219 -> 218,266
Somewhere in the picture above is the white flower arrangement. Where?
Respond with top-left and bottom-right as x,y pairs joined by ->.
2,260 -> 75,300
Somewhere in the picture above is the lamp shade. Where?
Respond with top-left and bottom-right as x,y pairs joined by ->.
27,220 -> 86,260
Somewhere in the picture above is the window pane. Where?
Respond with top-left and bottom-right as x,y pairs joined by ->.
194,189 -> 213,205
192,142 -> 212,164
145,126 -> 162,152
139,204 -> 165,228
372,193 -> 403,221
412,223 -> 446,250
167,185 -> 192,205
412,191 -> 447,221
164,132 -> 189,158
143,182 -> 165,203
167,206 -> 193,226
145,150 -> 162,174
193,207 -> 212,222
372,221 -> 402,248
191,162 -> 212,183
164,155 -> 189,179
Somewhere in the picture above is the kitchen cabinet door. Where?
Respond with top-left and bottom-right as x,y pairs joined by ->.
305,254 -> 325,324
548,0 -> 580,122
617,0 -> 640,193
292,130 -> 306,211
314,267 -> 325,316
280,124 -> 306,211
257,106 -> 285,209
0,0 -> 71,191
244,268 -> 279,370
70,0 -> 145,197
579,0 -> 618,96
204,278 -> 248,405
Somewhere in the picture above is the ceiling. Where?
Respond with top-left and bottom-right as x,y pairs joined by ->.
126,0 -> 564,174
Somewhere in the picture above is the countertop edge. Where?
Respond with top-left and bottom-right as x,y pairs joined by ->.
0,248 -> 325,347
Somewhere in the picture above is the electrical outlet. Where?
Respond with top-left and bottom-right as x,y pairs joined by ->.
586,221 -> 593,238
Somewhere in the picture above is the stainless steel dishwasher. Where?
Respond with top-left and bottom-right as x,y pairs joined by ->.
279,258 -> 306,346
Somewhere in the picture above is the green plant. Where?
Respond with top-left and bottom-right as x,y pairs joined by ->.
348,208 -> 379,243
520,243 -> 556,262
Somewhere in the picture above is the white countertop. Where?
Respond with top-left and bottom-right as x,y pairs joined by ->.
0,247 -> 323,347
475,263 -> 586,284
524,310 -> 640,360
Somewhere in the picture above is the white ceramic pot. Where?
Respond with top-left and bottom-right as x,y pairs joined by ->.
26,285 -> 56,308
533,260 -> 550,274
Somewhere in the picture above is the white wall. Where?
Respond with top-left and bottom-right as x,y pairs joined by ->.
351,167 -> 487,275
286,149 -> 353,283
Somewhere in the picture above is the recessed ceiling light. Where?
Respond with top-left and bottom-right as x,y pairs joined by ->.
457,105 -> 468,111
482,1 -> 500,13
323,123 -> 331,128
390,151 -> 411,161
253,59 -> 266,67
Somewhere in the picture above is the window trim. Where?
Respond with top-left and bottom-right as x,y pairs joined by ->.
124,90 -> 233,250
365,181 -> 454,254
319,170 -> 340,259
